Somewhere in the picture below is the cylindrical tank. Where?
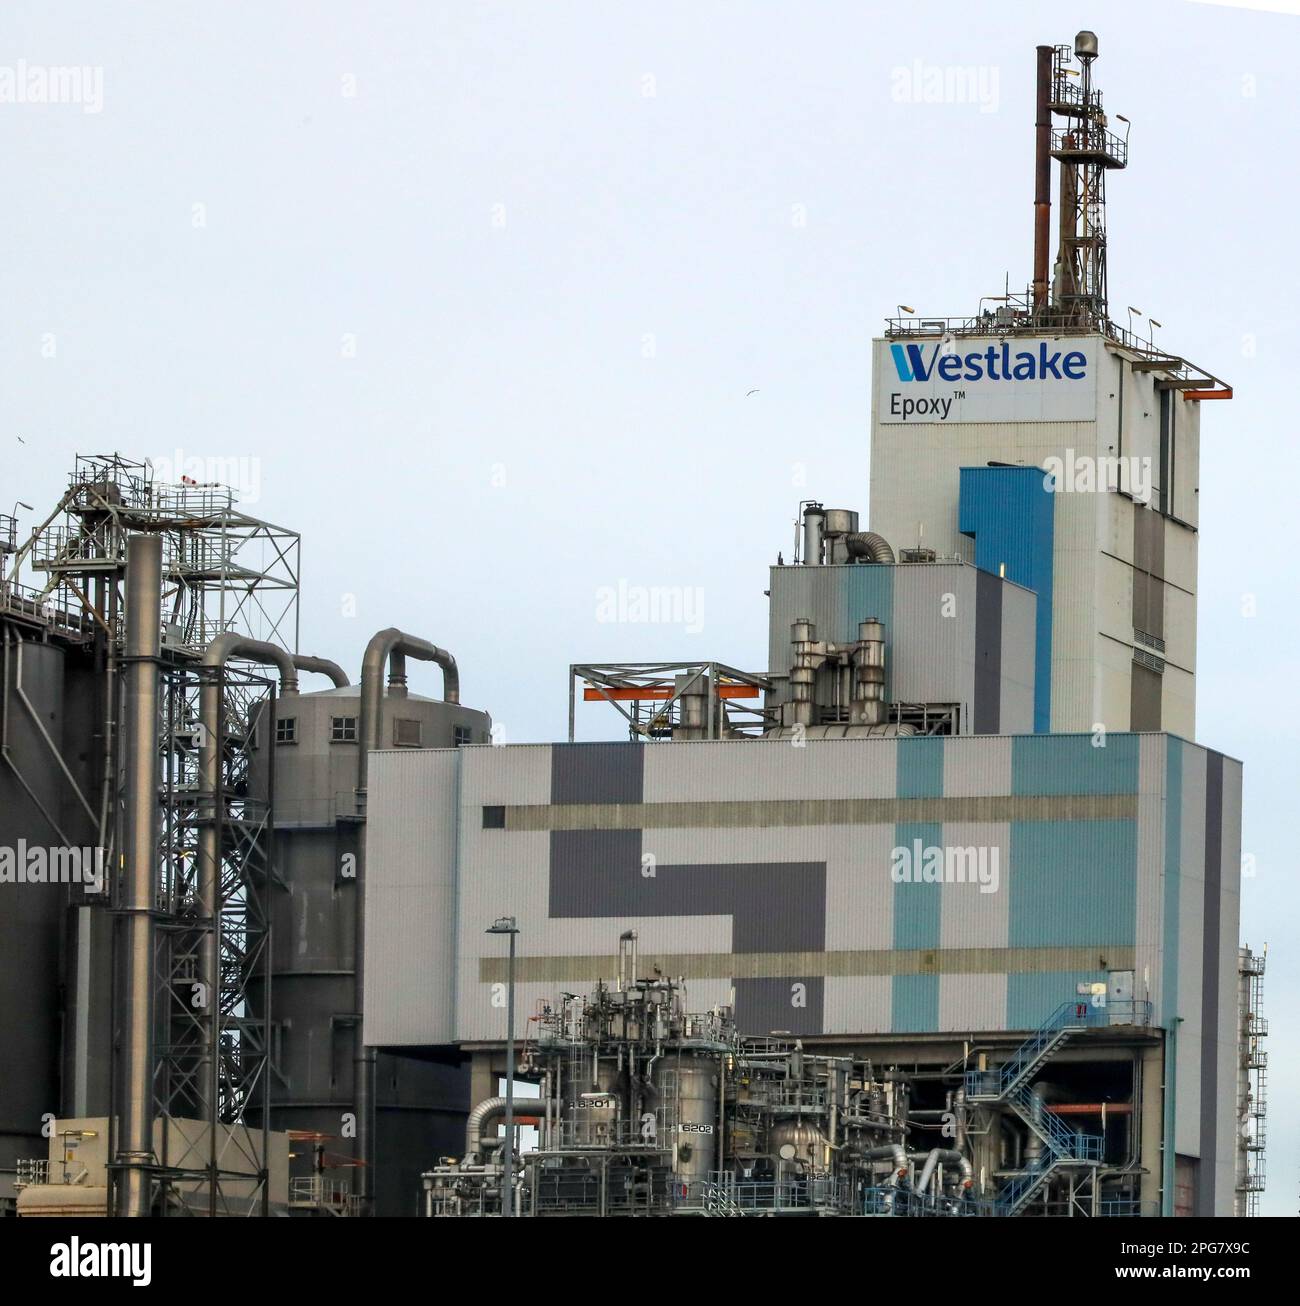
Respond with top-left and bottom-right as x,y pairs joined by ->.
562,1053 -> 619,1148
246,683 -> 491,1214
655,1055 -> 719,1182
0,634 -> 68,1187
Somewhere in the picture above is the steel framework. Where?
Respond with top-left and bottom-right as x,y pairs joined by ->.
1,452 -> 298,1215
568,661 -> 774,741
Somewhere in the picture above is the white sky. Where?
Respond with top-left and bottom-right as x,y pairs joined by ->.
2,0 -> 1295,1215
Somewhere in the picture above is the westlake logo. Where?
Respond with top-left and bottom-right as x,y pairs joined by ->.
889,341 -> 1089,384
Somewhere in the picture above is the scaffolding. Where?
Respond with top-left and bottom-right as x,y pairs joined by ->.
1,451 -> 299,1215
1236,946 -> 1267,1216
569,661 -> 774,741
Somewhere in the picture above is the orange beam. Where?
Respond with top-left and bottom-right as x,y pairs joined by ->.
584,684 -> 759,701
1182,387 -> 1232,401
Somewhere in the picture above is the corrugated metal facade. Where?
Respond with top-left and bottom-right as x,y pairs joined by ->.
364,732 -> 1242,1213
867,340 -> 1201,740
765,561 -> 1036,734
366,732 -> 1237,1044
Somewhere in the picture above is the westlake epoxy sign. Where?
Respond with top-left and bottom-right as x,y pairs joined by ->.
873,335 -> 1098,424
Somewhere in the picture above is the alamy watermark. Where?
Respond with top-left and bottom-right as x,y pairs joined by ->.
1043,449 -> 1152,502
890,840 -> 1000,894
149,449 -> 262,504
595,580 -> 704,634
1,841 -> 106,891
0,61 -> 103,114
890,61 -> 999,114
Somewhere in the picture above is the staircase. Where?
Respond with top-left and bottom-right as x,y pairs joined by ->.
967,999 -> 1136,1215
700,1180 -> 743,1217
965,999 -> 1102,1102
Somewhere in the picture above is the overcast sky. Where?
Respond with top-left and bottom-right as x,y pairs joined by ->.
2,0 -> 1296,1214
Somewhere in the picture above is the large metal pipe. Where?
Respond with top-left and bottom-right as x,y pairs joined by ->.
915,1147 -> 974,1194
464,1096 -> 512,1163
197,635 -> 300,1124
291,654 -> 349,687
1033,44 -> 1053,311
352,627 -> 460,1211
116,534 -> 162,1217
843,531 -> 895,564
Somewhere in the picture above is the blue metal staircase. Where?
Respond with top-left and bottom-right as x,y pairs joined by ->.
965,1000 -> 1099,1102
965,998 -> 1149,1215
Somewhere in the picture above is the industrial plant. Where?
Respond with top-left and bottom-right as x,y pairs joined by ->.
0,33 -> 1267,1219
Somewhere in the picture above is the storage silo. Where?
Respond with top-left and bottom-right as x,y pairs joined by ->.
0,635 -> 69,1199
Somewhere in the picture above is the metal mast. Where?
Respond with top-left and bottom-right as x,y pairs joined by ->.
1046,32 -> 1128,327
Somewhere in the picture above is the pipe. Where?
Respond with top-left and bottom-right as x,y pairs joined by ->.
851,619 -> 885,726
915,1147 -> 974,1194
116,534 -> 162,1217
197,635 -> 300,1125
843,531 -> 895,564
465,1096 -> 513,1162
865,1142 -> 908,1180
802,504 -> 826,566
1033,44 -> 1053,311
291,654 -> 349,687
353,627 -> 461,1211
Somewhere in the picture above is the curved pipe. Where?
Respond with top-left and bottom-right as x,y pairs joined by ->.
292,654 -> 349,687
465,1096 -> 512,1162
864,1143 -> 909,1181
844,531 -> 895,564
203,633 -> 299,694
358,628 -> 458,794
197,635 -> 301,1124
353,627 -> 460,1211
915,1147 -> 974,1194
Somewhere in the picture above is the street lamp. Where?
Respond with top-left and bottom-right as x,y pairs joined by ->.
1148,317 -> 1162,349
485,915 -> 519,1216
1126,306 -> 1142,340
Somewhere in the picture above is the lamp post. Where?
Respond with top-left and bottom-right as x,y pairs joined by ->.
486,916 -> 519,1216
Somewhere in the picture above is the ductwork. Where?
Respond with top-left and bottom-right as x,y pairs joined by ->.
465,1096 -> 512,1162
914,1147 -> 974,1194
197,635 -> 301,1124
844,531 -> 895,564
116,534 -> 162,1217
864,1142 -> 909,1181
292,654 -> 349,687
784,617 -> 892,731
353,627 -> 461,1213
358,628 -> 458,795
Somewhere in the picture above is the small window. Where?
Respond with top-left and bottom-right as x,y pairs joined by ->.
482,805 -> 505,829
276,717 -> 296,745
330,716 -> 358,743
454,725 -> 472,747
393,718 -> 422,748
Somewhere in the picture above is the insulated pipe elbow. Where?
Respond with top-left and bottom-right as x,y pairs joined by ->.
202,633 -> 300,694
915,1148 -> 971,1194
464,1096 -> 512,1162
292,654 -> 350,687
844,531 -> 895,564
358,628 -> 460,793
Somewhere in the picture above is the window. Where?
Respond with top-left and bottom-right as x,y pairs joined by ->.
275,717 -> 296,744
393,718 -> 421,747
454,725 -> 473,747
482,805 -> 505,829
330,716 -> 358,743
